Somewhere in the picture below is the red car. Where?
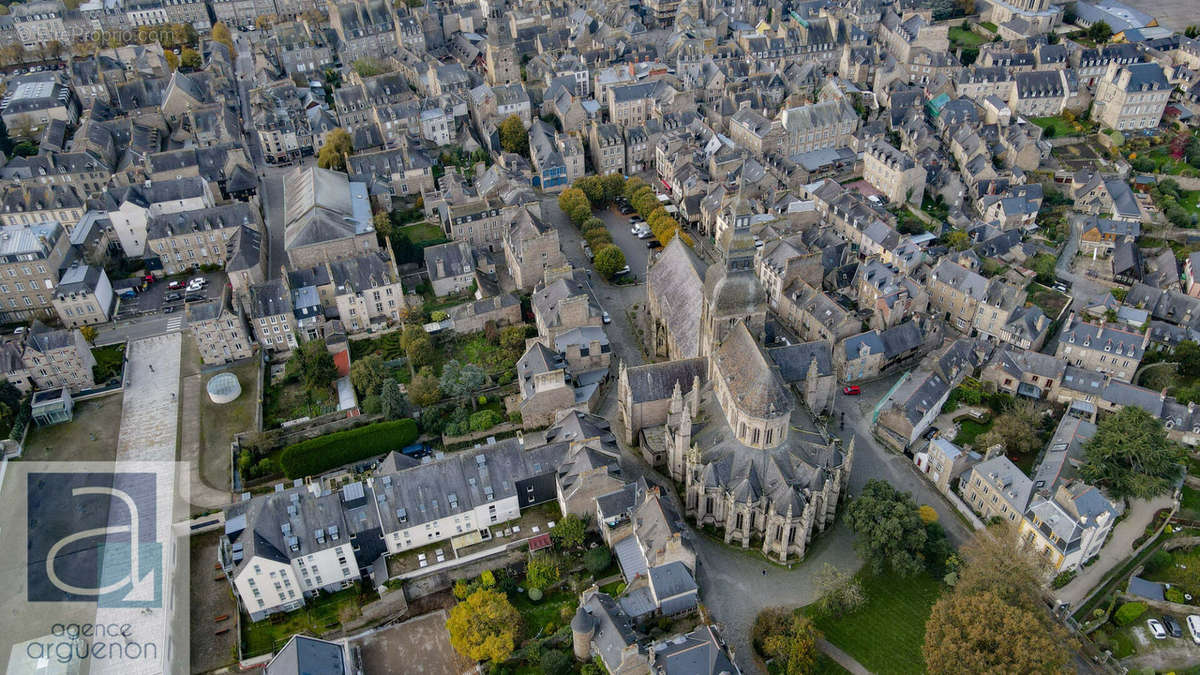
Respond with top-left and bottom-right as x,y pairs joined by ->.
842,386 -> 861,395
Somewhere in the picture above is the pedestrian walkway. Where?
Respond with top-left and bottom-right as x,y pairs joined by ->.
116,333 -> 182,463
165,315 -> 184,332
818,638 -> 873,675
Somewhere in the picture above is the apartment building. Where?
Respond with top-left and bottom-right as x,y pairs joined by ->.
504,207 -> 567,290
0,221 -> 69,322
607,82 -> 657,128
529,120 -> 584,191
960,456 -> 1032,525
778,100 -> 858,158
52,263 -> 113,327
188,287 -> 254,365
863,139 -> 926,205
328,250 -> 406,333
1021,481 -> 1117,572
328,0 -> 397,63
105,177 -> 215,257
927,259 -> 988,332
1007,70 -> 1071,117
146,203 -> 258,276
1093,62 -> 1171,131
1055,314 -> 1147,382
589,122 -> 626,176
247,278 -> 299,353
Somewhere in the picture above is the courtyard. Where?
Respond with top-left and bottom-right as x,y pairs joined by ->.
22,392 -> 123,462
350,609 -> 473,675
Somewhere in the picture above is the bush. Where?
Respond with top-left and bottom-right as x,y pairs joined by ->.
279,418 -> 418,478
1166,587 -> 1186,604
1052,570 -> 1077,589
528,587 -> 543,601
1114,602 -> 1147,626
469,409 -> 502,432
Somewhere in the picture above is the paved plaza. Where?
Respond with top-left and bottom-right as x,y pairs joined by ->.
116,333 -> 182,463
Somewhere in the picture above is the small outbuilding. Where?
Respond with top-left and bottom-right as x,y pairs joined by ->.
207,372 -> 242,404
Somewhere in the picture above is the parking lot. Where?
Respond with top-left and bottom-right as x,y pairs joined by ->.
113,270 -> 227,320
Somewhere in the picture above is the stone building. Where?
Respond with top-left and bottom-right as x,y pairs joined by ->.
645,237 -> 704,360
52,263 -> 113,328
863,139 -> 926,205
699,196 -> 766,358
283,167 -> 378,269
1093,62 -> 1171,132
188,286 -> 254,365
504,207 -> 567,290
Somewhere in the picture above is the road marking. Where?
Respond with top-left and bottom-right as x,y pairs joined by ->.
165,316 -> 184,332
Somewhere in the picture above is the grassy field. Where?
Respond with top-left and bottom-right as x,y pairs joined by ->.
23,393 -> 123,461
954,417 -> 993,449
91,342 -> 126,384
947,26 -> 985,48
398,221 -> 447,246
262,377 -> 335,428
199,359 -> 259,492
1027,283 -> 1071,320
509,587 -> 577,637
1032,116 -> 1091,138
806,571 -> 944,674
242,587 -> 368,657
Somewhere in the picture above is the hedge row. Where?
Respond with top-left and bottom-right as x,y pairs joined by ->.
279,418 -> 418,478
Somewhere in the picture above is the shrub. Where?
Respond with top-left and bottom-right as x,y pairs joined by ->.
279,418 -> 418,478
1113,602 -> 1147,626
1166,587 -> 1185,604
469,409 -> 503,432
528,587 -> 543,601
1052,570 -> 1077,589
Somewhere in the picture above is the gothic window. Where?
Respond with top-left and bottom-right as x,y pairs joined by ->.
735,513 -> 743,530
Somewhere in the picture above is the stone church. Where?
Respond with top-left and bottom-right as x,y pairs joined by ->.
618,195 -> 852,563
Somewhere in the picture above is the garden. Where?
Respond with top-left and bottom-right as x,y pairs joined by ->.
1031,113 -> 1095,139
241,585 -> 371,658
1126,131 -> 1200,179
91,342 -> 126,384
442,513 -> 624,674
940,378 -> 1054,473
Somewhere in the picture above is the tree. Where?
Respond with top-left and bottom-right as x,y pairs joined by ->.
918,505 -> 939,524
550,513 -> 586,549
1031,253 -> 1057,284
500,325 -> 527,353
400,325 -> 435,369
408,367 -> 442,408
923,591 -> 1071,674
317,128 -> 353,171
557,187 -> 592,226
943,231 -> 969,251
1080,406 -> 1182,499
350,353 -> 388,397
498,115 -> 529,156
844,479 -> 928,576
445,588 -> 522,663
955,526 -> 1048,608
290,340 -> 337,396
1088,20 -> 1113,43
380,378 -> 410,420
1176,340 -> 1200,378
813,563 -> 865,618
439,359 -> 487,403
762,614 -> 821,675
79,325 -> 98,345
593,245 -> 626,279
525,552 -> 560,590
601,173 -> 626,203
179,47 -> 201,70
623,176 -> 648,202
164,50 -> 179,72
540,650 -> 572,675
1187,25 -> 1200,39
976,399 -> 1043,457
211,22 -> 234,53
372,211 -> 394,242
584,545 -> 611,575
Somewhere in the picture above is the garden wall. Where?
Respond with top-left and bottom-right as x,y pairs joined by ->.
442,421 -> 522,449
403,547 -> 528,601
1117,591 -> 1195,616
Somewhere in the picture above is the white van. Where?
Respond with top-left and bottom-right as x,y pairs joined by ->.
1187,615 -> 1200,645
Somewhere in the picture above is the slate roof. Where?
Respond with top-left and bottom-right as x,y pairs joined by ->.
647,237 -> 705,359
263,635 -> 345,675
712,322 -> 791,418
622,359 -> 706,404
769,341 -> 834,381
650,624 -> 737,675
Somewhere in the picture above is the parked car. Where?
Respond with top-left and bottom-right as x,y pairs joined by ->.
637,229 -> 653,239
647,239 -> 662,249
13,326 -> 26,334
168,280 -> 184,290
842,385 -> 861,395
188,277 -> 208,287
923,426 -> 940,440
1162,615 -> 1183,638
1186,615 -> 1200,645
401,443 -> 431,459
615,265 -> 631,276
185,293 -> 205,303
1148,618 -> 1168,639
164,292 -> 182,302
602,311 -> 611,324
619,205 -> 634,215
163,306 -> 175,314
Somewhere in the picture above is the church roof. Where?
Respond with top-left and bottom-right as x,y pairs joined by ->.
712,322 -> 790,419
647,237 -> 705,359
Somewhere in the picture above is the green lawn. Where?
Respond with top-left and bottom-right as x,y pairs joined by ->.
398,221 -> 447,246
948,26 -> 985,48
1031,116 -> 1091,138
805,571 -> 944,675
91,342 -> 125,384
953,417 -> 993,449
979,21 -> 998,32
509,588 -> 577,637
1182,485 -> 1200,519
1026,283 -> 1070,320
242,587 -> 367,657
